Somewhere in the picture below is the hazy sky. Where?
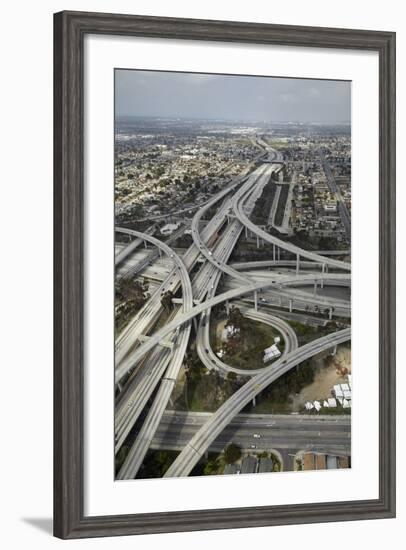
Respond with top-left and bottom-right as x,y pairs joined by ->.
115,69 -> 350,124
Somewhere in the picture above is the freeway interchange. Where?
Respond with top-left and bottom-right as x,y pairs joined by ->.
114,145 -> 351,480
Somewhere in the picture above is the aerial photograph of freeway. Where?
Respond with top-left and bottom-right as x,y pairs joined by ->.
114,69 -> 351,480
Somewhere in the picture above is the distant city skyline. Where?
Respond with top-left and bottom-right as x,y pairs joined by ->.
116,69 -> 351,124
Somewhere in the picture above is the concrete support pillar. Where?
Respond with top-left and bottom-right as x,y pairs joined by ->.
326,265 -> 329,274
254,291 -> 258,311
193,317 -> 198,333
273,244 -> 276,262
252,396 -> 256,408
329,307 -> 333,320
245,226 -> 248,238
278,247 -> 281,261
289,299 -> 293,313
158,248 -> 162,258
256,235 -> 260,248
314,281 -> 317,296
296,254 -> 300,276
144,240 -> 148,249
225,300 -> 230,315
321,278 -> 324,289
322,263 -> 325,275
332,345 -> 337,356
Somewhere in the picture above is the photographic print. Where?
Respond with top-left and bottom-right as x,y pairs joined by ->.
114,69 -> 352,480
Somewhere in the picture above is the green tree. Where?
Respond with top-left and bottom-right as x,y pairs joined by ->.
227,371 -> 237,383
224,443 -> 242,464
115,278 -> 149,308
203,458 -> 219,475
161,290 -> 174,313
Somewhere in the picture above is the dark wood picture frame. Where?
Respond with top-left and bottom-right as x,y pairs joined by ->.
54,10 -> 396,539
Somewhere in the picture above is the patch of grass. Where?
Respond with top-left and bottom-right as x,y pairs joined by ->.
136,450 -> 180,479
212,318 -> 284,371
246,358 -> 316,414
315,407 -> 351,415
270,452 -> 282,472
172,350 -> 242,412
190,452 -> 225,476
287,320 -> 334,345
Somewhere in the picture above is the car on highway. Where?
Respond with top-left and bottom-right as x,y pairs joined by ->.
253,433 -> 261,439
250,444 -> 257,449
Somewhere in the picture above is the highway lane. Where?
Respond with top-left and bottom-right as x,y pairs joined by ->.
115,236 -> 144,266
115,145 -> 277,434
157,410 -> 350,428
115,169 -> 249,366
115,224 -> 157,266
117,158 -> 323,373
114,158 -> 348,448
116,271 -> 352,379
239,292 -> 350,319
115,223 -> 246,378
115,158 -> 272,441
115,293 -> 195,453
115,157 -> 268,465
235,270 -> 351,293
194,236 -> 291,379
115,227 -> 193,375
115,158 -> 263,401
190,163 -> 274,298
191,163 -> 273,283
233,171 -> 351,272
115,160 -> 263,434
192,218 -> 245,301
150,411 -> 350,455
115,345 -> 172,451
224,274 -> 351,318
115,146 -> 352,478
171,164 -> 295,380
190,159 -> 345,380
242,270 -> 350,290
114,231 -> 195,457
115,226 -> 195,453
193,174 -> 289,377
116,224 -> 185,281
190,165 -> 276,383
233,300 -> 329,327
116,156 -> 279,371
116,320 -> 192,478
231,259 -> 348,270
197,304 -> 298,378
116,193 -> 255,471
164,328 -> 351,477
